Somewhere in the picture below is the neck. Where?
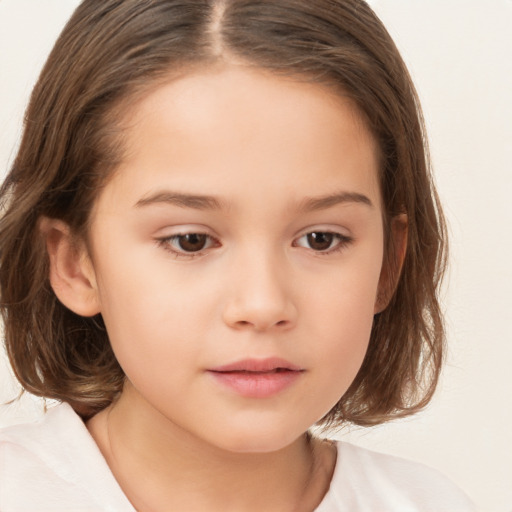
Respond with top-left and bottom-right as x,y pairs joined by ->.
86,383 -> 335,512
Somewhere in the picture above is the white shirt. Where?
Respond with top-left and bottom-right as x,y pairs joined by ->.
0,402 -> 476,511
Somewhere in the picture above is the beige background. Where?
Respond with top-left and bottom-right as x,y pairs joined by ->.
1,1 -> 511,511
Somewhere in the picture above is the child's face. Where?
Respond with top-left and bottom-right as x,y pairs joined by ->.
84,65 -> 386,452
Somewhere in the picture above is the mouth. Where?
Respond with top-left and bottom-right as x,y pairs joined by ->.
207,358 -> 304,398
208,357 -> 304,373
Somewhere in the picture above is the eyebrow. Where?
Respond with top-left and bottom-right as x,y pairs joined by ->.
134,190 -> 373,211
135,191 -> 224,210
298,191 -> 374,212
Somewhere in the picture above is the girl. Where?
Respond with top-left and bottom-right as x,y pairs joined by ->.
0,1 -> 476,510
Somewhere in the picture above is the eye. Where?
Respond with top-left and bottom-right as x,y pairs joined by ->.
294,231 -> 352,253
173,233 -> 209,252
156,232 -> 219,257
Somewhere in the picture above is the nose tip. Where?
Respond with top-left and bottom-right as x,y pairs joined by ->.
221,268 -> 297,332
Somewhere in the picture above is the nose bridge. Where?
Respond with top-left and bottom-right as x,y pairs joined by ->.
222,240 -> 296,331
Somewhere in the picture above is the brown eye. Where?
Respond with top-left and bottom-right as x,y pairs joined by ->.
157,232 -> 220,258
294,231 -> 352,253
306,232 -> 335,251
176,233 -> 208,252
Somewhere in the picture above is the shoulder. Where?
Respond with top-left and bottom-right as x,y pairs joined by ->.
0,402 -> 134,511
0,402 -> 91,474
316,441 -> 477,512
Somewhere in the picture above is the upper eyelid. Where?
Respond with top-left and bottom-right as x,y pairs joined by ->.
154,226 -> 352,239
154,226 -> 219,243
295,230 -> 352,240
293,231 -> 353,247
159,232 -> 219,245
294,225 -> 352,239
154,223 -> 214,234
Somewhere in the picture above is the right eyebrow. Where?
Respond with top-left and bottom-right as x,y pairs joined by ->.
134,191 -> 224,210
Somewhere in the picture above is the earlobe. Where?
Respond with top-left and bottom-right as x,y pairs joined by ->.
39,217 -> 101,317
374,213 -> 408,314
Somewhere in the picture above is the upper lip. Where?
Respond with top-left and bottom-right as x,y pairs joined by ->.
208,357 -> 304,373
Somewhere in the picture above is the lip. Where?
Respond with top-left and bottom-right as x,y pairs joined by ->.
207,358 -> 304,398
209,357 -> 303,373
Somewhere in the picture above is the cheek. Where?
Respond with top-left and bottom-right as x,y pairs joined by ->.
92,260 -> 171,356
92,246 -> 222,380
311,290 -> 374,378
304,248 -> 382,338
301,252 -> 382,401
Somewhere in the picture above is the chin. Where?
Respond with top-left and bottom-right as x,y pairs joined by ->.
212,426 -> 305,454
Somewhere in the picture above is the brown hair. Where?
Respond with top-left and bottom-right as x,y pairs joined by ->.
0,0 -> 446,425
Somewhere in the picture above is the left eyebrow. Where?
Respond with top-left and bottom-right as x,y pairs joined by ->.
298,191 -> 374,212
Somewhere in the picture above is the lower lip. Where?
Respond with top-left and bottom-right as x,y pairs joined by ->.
208,370 -> 303,398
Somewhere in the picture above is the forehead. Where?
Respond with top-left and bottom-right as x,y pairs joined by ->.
97,64 -> 381,214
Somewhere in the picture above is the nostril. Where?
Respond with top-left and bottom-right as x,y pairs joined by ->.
233,319 -> 290,330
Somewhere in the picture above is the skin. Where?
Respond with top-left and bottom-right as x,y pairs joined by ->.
45,64 -> 404,511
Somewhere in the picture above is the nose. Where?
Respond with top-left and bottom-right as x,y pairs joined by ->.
222,252 -> 298,332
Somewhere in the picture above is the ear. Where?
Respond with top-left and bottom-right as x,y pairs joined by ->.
374,213 -> 408,314
39,217 -> 101,317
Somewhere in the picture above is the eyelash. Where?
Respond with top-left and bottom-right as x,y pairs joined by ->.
155,233 -> 220,260
293,231 -> 354,255
155,230 -> 354,259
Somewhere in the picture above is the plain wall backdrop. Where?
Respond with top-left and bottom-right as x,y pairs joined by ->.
0,1 -> 511,511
